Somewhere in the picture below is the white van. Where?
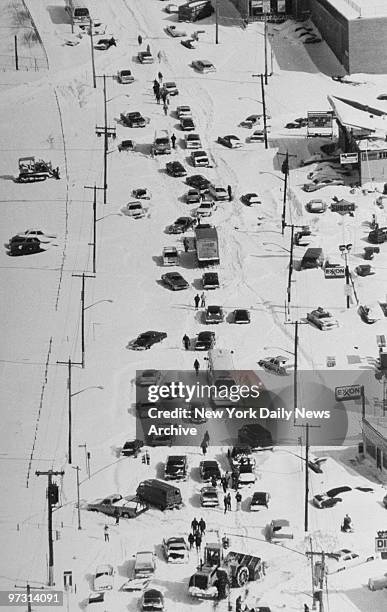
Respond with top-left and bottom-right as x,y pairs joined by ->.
207,348 -> 237,406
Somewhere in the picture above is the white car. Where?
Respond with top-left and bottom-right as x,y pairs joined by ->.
162,537 -> 189,563
241,193 -> 261,206
191,60 -> 216,73
185,133 -> 201,149
191,150 -> 210,167
122,201 -> 146,218
307,307 -> 339,331
177,105 -> 192,119
247,130 -> 265,143
165,25 -> 186,37
16,229 -> 57,242
209,184 -> 228,201
258,355 -> 294,375
238,463 -> 256,486
193,201 -> 216,218
200,486 -> 219,507
326,549 -> 375,574
93,564 -> 114,591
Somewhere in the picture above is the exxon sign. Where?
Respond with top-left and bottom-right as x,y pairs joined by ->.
335,385 -> 363,401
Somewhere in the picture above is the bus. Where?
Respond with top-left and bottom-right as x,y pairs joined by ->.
65,0 -> 90,24
178,0 -> 214,23
207,348 -> 237,406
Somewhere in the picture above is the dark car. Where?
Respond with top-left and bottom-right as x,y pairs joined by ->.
377,94 -> 387,101
164,455 -> 188,480
141,588 -> 164,611
202,272 -> 219,289
368,227 -> 387,244
180,118 -> 195,131
168,217 -> 196,234
238,424 -> 273,450
130,331 -> 167,350
166,161 -> 187,177
285,122 -> 303,129
120,111 -> 147,127
199,460 -> 221,482
7,236 -> 41,255
313,494 -> 342,509
118,139 -> 135,152
217,135 -> 242,149
161,272 -> 189,290
181,39 -> 195,49
195,331 -> 216,351
186,189 -> 201,204
121,439 -> 144,457
186,174 -> 211,192
147,428 -> 174,447
233,309 -> 251,324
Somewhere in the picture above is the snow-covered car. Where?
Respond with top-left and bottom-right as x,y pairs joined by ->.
195,331 -> 216,350
167,216 -> 196,233
228,445 -> 255,469
241,193 -> 261,206
141,588 -> 164,611
137,369 -> 162,386
163,81 -> 179,96
94,37 -> 117,50
377,93 -> 387,100
306,199 -> 327,213
312,493 -> 342,509
164,455 -> 188,480
285,121 -> 303,129
16,229 -> 56,242
208,184 -> 228,201
358,304 -> 380,324
191,150 -> 210,167
93,565 -> 114,591
180,117 -> 196,131
193,201 -> 216,218
204,305 -> 224,324
200,460 -> 221,482
185,133 -> 201,149
258,355 -> 294,375
120,111 -> 147,127
87,591 -> 109,608
191,60 -> 216,73
138,51 -> 154,64
250,492 -> 270,510
121,439 -> 144,457
129,331 -> 167,350
123,551 -> 156,591
326,549 -> 375,574
267,519 -> 294,541
132,188 -> 151,200
122,201 -> 146,218
165,25 -> 187,37
302,178 -> 345,192
239,114 -> 262,128
177,105 -> 192,119
162,537 -> 189,563
118,139 -> 135,152
217,135 -> 242,149
200,486 -> 219,507
186,189 -> 201,204
117,69 -> 134,84
165,3 -> 178,13
307,307 -> 339,330
247,130 -> 265,143
161,272 -> 189,290
237,460 -> 256,485
181,39 -> 196,49
202,272 -> 219,289
186,174 -> 211,192
166,161 -> 187,177
232,309 -> 251,324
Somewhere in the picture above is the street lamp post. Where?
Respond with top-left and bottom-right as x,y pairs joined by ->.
339,243 -> 353,309
89,18 -> 96,88
215,0 -> 219,44
72,465 -> 82,530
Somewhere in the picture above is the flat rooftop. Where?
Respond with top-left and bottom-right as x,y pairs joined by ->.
325,0 -> 387,19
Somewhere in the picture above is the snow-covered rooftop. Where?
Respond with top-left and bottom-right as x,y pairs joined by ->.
326,0 -> 387,19
328,95 -> 387,136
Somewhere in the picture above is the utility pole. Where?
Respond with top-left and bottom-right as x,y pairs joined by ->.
305,549 -> 327,612
57,358 -> 82,464
84,185 -> 104,274
287,224 -> 294,318
35,470 -> 64,586
215,0 -> 219,44
14,35 -> 19,71
264,17 -> 268,84
339,244 -> 352,309
13,584 -> 32,612
103,75 -> 108,204
78,442 -> 90,478
73,465 -> 82,530
278,151 -> 297,234
304,422 -> 310,531
89,18 -> 96,88
260,74 -> 268,150
72,273 -> 95,368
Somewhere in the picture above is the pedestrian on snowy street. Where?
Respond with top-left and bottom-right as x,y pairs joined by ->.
223,494 -> 228,514
104,524 -> 110,542
235,491 -> 242,511
157,50 -> 162,62
221,476 -> 227,493
153,83 -> 160,97
195,531 -> 202,551
200,292 -> 206,308
262,561 -> 268,576
163,102 -> 168,116
194,358 -> 200,377
191,517 -> 199,533
161,88 -> 168,103
171,133 -> 176,149
146,43 -> 151,53
200,440 -> 207,455
236,596 -> 242,612
227,184 -> 232,201
155,90 -> 161,104
188,532 -> 195,549
226,492 -> 232,511
138,34 -> 143,46
199,517 -> 206,535
158,71 -> 163,82
203,430 -> 210,445
194,294 -> 200,309
183,334 -> 190,350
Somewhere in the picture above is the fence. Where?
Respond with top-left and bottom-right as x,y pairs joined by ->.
0,52 -> 48,71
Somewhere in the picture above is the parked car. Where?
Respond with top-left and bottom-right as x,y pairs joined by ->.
185,133 -> 201,149
180,117 -> 196,131
138,51 -> 154,63
202,272 -> 219,289
162,537 -> 189,563
303,178 -> 345,192
358,304 -> 380,324
326,549 -> 375,574
313,493 -> 342,509
232,309 -> 251,324
355,264 -> 374,277
181,39 -> 196,49
241,193 -> 261,206
267,519 -> 294,541
200,486 -> 219,507
247,130 -> 265,143
120,111 -> 147,127
129,331 -> 167,350
164,81 -> 179,96
167,217 -> 196,233
117,69 -> 134,84
250,492 -> 270,511
306,199 -> 327,213
195,331 -> 216,350
132,188 -> 151,199
164,455 -> 188,480
94,37 -> 117,50
208,184 -> 228,201
166,161 -> 187,177
194,201 -> 216,218
162,246 -> 179,265
191,60 -> 216,73
121,439 -> 144,457
186,174 -> 211,192
306,307 -> 339,331
258,356 -> 294,375
141,588 -> 164,611
239,114 -> 262,128
122,201 -> 146,218
191,150 -> 210,167
177,105 -> 192,119
118,139 -> 135,152
123,551 -> 156,591
7,236 -> 41,255
200,460 -> 221,482
16,229 -> 56,242
186,189 -> 201,204
166,25 -> 187,37
136,479 -> 182,509
204,305 -> 224,324
217,135 -> 242,149
228,444 -> 255,469
237,460 -> 256,486
93,565 -> 114,591
161,272 -> 189,290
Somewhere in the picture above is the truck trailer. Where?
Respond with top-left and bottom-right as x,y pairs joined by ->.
194,224 -> 219,266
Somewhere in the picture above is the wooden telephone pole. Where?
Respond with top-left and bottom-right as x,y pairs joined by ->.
35,470 -> 64,586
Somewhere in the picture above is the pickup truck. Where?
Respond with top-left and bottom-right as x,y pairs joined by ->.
87,494 -> 149,519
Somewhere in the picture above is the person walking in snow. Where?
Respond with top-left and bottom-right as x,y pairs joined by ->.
163,102 -> 168,116
157,50 -> 162,62
223,494 -> 228,515
203,430 -> 210,445
191,517 -> 199,533
153,82 -> 160,97
161,88 -> 168,103
188,532 -> 195,549
194,358 -> 200,377
138,34 -> 143,46
171,133 -> 176,149
198,517 -> 206,535
195,531 -> 202,551
221,476 -> 228,493
227,184 -> 232,201
155,90 -> 161,104
200,439 -> 208,455
158,71 -> 163,82
146,43 -> 151,53
200,292 -> 206,308
104,524 -> 110,542
235,491 -> 242,511
183,334 -> 190,350
194,294 -> 200,309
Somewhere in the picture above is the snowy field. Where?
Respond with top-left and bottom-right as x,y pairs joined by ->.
1,0 -> 387,611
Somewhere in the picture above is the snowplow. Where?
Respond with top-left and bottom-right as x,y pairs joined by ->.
188,541 -> 264,600
16,157 -> 60,183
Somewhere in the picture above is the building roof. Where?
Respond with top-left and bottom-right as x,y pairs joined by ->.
326,0 -> 387,19
327,95 -> 387,136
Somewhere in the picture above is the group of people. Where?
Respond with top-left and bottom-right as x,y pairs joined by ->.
223,490 -> 242,513
194,293 -> 206,309
188,517 -> 206,551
